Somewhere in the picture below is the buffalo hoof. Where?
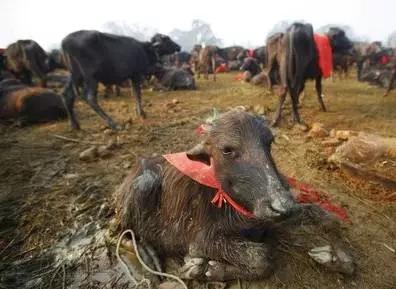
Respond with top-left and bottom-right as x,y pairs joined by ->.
70,122 -> 81,130
308,245 -> 355,275
179,257 -> 206,279
205,260 -> 228,281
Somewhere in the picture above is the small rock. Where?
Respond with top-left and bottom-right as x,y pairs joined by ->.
296,123 -> 309,132
123,161 -> 132,169
103,129 -> 113,136
97,145 -> 112,158
335,130 -> 352,141
79,146 -> 98,161
308,123 -> 329,138
323,146 -> 336,156
172,98 -> 179,104
329,128 -> 336,138
106,139 -> 117,150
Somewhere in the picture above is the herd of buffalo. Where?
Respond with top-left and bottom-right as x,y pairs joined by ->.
0,22 -> 394,283
0,22 -> 394,129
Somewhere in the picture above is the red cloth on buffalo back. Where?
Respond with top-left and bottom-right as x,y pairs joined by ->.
314,34 -> 333,79
380,55 -> 390,65
215,63 -> 227,73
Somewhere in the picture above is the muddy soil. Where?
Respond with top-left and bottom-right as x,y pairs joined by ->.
0,72 -> 395,289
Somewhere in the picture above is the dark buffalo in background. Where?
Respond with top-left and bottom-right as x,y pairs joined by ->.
115,110 -> 355,281
151,65 -> 196,90
266,24 -> 353,127
4,40 -> 51,87
61,31 -> 181,130
217,45 -> 245,62
0,78 -> 66,124
357,45 -> 396,95
240,57 -> 262,79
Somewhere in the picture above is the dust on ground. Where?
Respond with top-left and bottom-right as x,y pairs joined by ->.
0,72 -> 395,289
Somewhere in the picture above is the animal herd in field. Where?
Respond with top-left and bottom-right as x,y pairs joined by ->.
0,22 -> 394,129
2,21 -> 393,283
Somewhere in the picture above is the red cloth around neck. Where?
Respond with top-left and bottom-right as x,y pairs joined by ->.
163,152 -> 349,222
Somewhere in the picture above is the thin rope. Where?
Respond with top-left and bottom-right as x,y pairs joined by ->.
116,229 -> 188,289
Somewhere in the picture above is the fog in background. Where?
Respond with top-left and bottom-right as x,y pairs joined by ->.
2,0 -> 396,50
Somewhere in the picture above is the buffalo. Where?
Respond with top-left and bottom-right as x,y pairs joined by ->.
115,110 -> 355,281
61,30 -> 180,130
266,24 -> 352,127
151,66 -> 196,90
196,45 -> 217,81
4,40 -> 50,87
0,78 -> 66,124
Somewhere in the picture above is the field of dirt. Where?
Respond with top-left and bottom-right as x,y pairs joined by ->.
0,72 -> 395,289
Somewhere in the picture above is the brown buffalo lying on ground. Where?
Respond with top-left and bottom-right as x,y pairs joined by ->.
4,40 -> 50,87
115,110 -> 355,282
0,78 -> 66,124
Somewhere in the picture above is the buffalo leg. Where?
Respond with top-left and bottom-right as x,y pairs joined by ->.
62,77 -> 80,130
186,237 -> 272,281
271,87 -> 287,127
315,76 -> 326,111
383,69 -> 396,97
85,79 -> 120,130
290,91 -> 302,124
116,85 -> 121,96
130,79 -> 146,119
212,57 -> 216,81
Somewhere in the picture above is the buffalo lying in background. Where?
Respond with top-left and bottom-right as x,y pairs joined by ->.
266,24 -> 352,127
0,78 -> 66,124
4,40 -> 50,87
115,110 -> 355,281
61,31 -> 180,130
151,66 -> 195,90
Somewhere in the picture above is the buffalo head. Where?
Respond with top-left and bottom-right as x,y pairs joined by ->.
328,27 -> 353,55
187,110 -> 298,221
151,34 -> 181,56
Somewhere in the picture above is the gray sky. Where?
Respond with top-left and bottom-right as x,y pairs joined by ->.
2,0 -> 395,49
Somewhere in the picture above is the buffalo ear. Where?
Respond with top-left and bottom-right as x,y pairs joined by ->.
186,142 -> 211,165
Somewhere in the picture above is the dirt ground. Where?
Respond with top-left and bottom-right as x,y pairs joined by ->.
0,72 -> 395,289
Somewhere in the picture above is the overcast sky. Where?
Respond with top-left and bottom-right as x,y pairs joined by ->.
2,0 -> 395,50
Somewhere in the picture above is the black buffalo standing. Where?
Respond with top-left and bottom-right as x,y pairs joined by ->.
266,24 -> 352,127
61,31 -> 180,130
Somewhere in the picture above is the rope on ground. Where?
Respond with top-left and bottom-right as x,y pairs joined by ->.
116,229 -> 188,289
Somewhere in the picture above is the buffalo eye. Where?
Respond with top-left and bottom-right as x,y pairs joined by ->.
222,146 -> 238,158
